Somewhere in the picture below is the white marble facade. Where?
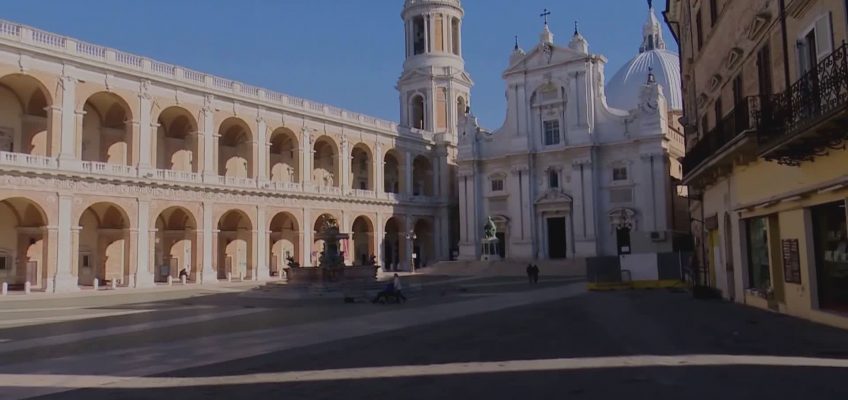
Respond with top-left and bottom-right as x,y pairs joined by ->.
457,7 -> 685,261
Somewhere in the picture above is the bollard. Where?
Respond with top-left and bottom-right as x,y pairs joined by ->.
93,278 -> 99,290
1,282 -> 7,296
167,276 -> 173,286
111,279 -> 117,290
227,272 -> 232,283
24,281 -> 31,294
181,275 -> 187,285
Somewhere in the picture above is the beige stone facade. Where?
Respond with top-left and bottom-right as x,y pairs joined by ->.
667,0 -> 848,329
0,18 -> 456,293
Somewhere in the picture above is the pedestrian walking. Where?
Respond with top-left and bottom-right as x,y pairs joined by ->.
526,263 -> 534,284
393,273 -> 407,303
532,264 -> 540,284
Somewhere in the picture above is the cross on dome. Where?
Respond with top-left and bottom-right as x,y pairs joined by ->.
540,8 -> 551,25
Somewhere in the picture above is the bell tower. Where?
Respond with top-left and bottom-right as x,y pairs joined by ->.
398,0 -> 472,142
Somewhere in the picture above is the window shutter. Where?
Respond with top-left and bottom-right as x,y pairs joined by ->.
815,12 -> 834,61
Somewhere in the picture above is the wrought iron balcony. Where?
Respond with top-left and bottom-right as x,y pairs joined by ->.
758,43 -> 848,166
683,96 -> 760,180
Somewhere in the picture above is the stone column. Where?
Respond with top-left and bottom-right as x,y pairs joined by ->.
134,199 -> 154,287
256,115 -> 267,181
405,150 -> 413,196
200,201 -> 218,284
374,143 -> 383,194
58,75 -> 77,163
301,208 -> 312,267
375,212 -> 385,269
44,226 -> 58,292
300,127 -> 311,185
341,137 -> 350,191
457,170 -> 479,260
137,85 -> 153,170
255,205 -> 269,280
53,194 -> 78,292
405,214 -> 414,271
201,95 -> 217,180
342,211 -> 351,265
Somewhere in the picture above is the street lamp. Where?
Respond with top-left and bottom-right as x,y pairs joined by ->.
405,230 -> 417,274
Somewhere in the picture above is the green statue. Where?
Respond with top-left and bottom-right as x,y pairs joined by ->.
483,216 -> 497,239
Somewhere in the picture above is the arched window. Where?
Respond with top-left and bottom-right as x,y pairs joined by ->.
413,16 -> 426,55
410,95 -> 425,130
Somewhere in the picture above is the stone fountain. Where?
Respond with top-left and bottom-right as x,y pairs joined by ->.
284,216 -> 378,285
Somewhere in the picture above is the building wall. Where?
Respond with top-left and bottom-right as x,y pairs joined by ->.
668,0 -> 848,329
0,18 -> 453,292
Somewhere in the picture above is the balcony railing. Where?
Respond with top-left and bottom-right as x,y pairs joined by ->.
683,96 -> 760,177
153,169 -> 201,183
0,151 -> 57,169
80,161 -> 136,177
380,192 -> 405,202
351,189 -> 375,198
216,175 -> 256,188
758,42 -> 848,166
263,180 -> 301,192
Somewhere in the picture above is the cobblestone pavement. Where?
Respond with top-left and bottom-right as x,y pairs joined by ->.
2,276 -> 848,399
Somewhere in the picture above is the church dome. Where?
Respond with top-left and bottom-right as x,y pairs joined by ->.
605,5 -> 682,111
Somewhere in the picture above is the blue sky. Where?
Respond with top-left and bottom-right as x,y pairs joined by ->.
1,0 -> 676,128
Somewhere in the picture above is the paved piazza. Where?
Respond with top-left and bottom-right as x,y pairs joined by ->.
0,275 -> 847,399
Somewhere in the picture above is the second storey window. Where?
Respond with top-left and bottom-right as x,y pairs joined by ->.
543,119 -> 560,146
613,167 -> 628,181
491,178 -> 504,192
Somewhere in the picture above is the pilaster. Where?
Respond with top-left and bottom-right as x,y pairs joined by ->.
200,201 -> 218,284
134,199 -> 155,287
53,194 -> 78,292
255,205 -> 269,280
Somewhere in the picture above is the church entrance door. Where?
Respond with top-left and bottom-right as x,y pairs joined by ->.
616,227 -> 632,255
547,217 -> 566,259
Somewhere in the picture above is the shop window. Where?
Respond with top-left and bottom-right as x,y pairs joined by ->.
812,201 -> 848,311
746,216 -> 771,291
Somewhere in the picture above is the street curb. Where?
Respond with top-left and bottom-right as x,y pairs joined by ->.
587,280 -> 686,291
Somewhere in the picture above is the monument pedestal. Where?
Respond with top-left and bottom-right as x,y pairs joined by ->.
480,237 -> 502,262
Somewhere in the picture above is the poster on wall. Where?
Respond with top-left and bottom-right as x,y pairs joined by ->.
782,239 -> 802,284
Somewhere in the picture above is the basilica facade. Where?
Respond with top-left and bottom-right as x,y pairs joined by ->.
457,6 -> 686,261
0,0 -> 468,293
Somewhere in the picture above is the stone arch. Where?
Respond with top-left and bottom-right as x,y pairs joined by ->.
77,202 -> 131,287
218,117 -> 253,178
312,213 -> 339,266
155,106 -> 199,173
409,94 -> 426,129
383,149 -> 403,194
269,211 -> 300,276
0,197 -> 49,290
382,216 -> 405,271
412,155 -> 434,196
217,209 -> 253,280
312,136 -> 339,187
268,127 -> 299,183
350,143 -> 373,191
351,215 -> 375,266
413,218 -> 435,269
81,91 -> 134,165
457,95 -> 467,121
154,206 -> 198,282
0,74 -> 53,156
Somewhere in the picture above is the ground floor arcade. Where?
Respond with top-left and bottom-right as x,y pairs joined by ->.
0,188 -> 446,293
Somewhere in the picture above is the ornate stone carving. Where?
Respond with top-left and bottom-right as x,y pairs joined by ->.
202,95 -> 215,113
139,80 -> 152,100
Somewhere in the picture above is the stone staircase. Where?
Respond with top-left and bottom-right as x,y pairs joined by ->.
421,259 -> 586,278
